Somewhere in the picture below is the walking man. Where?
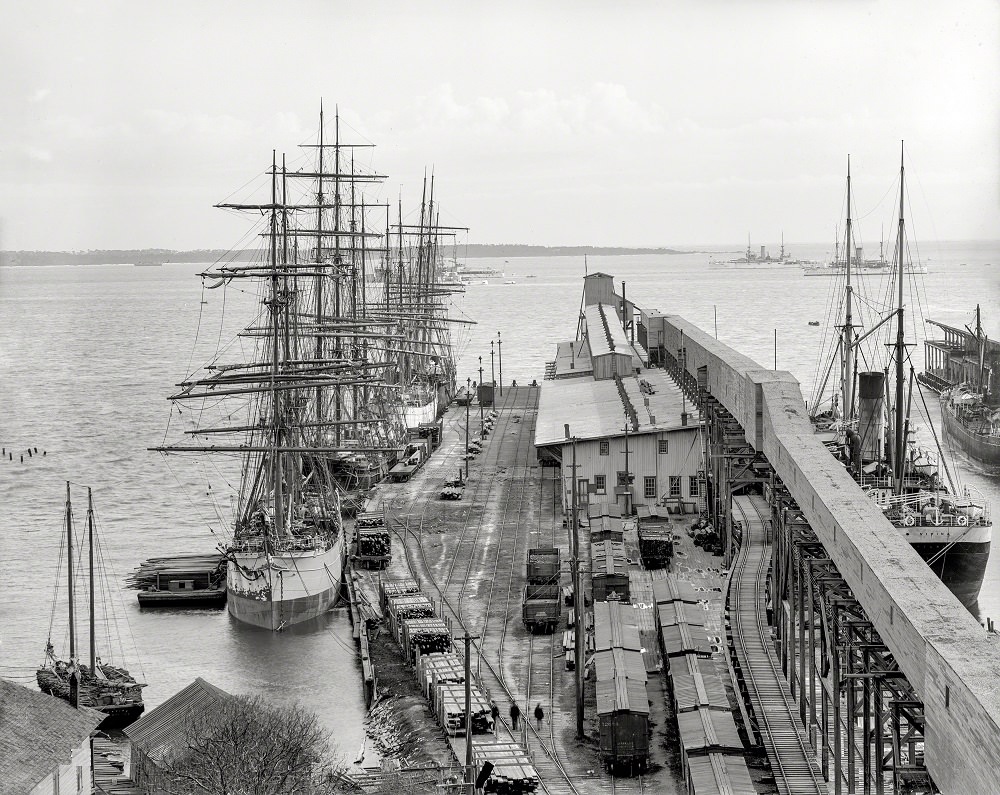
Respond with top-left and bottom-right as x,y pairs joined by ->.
491,702 -> 500,733
509,702 -> 521,730
534,702 -> 544,729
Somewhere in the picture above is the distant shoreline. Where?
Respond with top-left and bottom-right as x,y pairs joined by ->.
0,245 -> 719,267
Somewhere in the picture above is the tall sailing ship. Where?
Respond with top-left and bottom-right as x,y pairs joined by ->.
156,106 -> 464,630
809,152 -> 991,607
920,306 -> 1000,466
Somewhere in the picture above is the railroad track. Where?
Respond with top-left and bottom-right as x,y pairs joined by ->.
391,390 -> 582,795
729,495 -> 826,795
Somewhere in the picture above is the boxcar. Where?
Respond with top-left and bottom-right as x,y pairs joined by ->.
675,707 -> 745,779
591,540 -> 630,602
652,576 -> 700,607
590,514 -> 625,543
596,676 -> 650,772
656,600 -> 707,630
660,621 -> 714,659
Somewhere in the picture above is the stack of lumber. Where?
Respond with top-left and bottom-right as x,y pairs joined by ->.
401,616 -> 452,662
380,577 -> 419,612
435,681 -> 493,736
387,594 -> 435,640
125,554 -> 225,589
472,742 -> 539,793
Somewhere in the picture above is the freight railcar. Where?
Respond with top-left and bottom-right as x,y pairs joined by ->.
593,601 -> 642,652
591,539 -> 630,602
596,674 -> 650,773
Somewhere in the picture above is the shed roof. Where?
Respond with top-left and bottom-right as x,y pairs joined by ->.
125,677 -> 233,763
594,601 -> 642,652
676,707 -> 744,753
535,369 -> 696,447
652,576 -> 701,606
552,339 -> 593,378
596,678 -> 650,716
660,622 -> 714,657
657,601 -> 707,629
686,753 -> 756,794
593,648 -> 648,684
0,678 -> 104,795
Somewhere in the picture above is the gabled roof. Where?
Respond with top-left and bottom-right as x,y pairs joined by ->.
125,677 -> 233,764
0,678 -> 103,795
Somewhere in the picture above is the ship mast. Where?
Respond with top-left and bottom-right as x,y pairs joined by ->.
65,482 -> 76,666
893,143 -> 906,494
842,156 -> 855,421
268,149 -> 284,540
88,487 -> 96,674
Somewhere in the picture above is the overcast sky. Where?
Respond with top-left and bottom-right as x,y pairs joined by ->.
2,0 -> 997,250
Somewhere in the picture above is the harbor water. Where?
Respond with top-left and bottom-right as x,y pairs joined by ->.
2,241 -> 999,759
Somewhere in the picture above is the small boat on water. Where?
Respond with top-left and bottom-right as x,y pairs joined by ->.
129,554 -> 227,607
808,321 -> 820,326
36,483 -> 146,729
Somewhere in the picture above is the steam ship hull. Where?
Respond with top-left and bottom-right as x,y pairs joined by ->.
941,403 -> 1000,466
913,539 -> 991,608
226,535 -> 344,631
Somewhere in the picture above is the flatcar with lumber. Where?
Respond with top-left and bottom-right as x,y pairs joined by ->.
472,742 -> 539,793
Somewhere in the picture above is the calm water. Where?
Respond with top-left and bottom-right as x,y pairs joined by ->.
2,241 -> 999,757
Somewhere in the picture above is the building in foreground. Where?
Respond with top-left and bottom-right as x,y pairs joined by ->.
0,677 -> 103,795
536,272 -> 703,515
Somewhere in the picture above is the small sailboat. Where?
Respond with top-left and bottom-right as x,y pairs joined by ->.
36,483 -> 146,728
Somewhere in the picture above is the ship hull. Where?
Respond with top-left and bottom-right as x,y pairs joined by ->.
911,539 -> 991,607
227,534 -> 344,631
941,402 -> 1000,466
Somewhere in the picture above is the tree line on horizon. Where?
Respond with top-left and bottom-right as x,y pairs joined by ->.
0,243 -> 697,267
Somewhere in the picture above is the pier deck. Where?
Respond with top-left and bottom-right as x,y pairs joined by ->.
353,386 -> 749,794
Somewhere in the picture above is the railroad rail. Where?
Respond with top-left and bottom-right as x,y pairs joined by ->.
729,495 -> 826,794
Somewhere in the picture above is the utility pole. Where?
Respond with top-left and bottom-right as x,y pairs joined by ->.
490,341 -> 496,398
463,631 -> 480,795
622,415 -> 631,516
478,356 -> 485,434
565,424 -> 585,738
465,377 -> 471,479
497,332 -> 503,397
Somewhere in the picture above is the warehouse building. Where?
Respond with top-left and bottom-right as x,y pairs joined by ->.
536,273 -> 703,516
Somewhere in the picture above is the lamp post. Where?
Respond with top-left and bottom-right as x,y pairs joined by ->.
490,341 -> 496,398
465,377 -> 471,479
497,331 -> 503,397
478,356 -> 484,434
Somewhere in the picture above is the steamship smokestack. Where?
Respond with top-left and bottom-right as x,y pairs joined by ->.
857,372 -> 885,462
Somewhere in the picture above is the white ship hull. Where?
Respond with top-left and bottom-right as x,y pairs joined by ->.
226,534 -> 344,630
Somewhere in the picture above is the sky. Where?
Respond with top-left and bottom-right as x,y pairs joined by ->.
1,0 -> 997,250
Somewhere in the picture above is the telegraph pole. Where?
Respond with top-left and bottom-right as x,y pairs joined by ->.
490,341 -> 496,398
497,331 -> 503,397
478,356 -> 485,434
463,631 -> 480,795
565,424 -> 585,738
465,377 -> 471,479
622,415 -> 632,516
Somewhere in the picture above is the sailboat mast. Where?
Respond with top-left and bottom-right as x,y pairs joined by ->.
977,304 -> 985,391
65,481 -> 76,664
894,143 -> 906,492
843,156 -> 855,420
88,487 -> 96,673
269,150 -> 285,538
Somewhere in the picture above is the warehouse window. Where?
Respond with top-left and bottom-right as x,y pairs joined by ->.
658,439 -> 668,454
689,476 -> 700,497
595,474 -> 606,494
599,440 -> 609,456
669,476 -> 682,497
644,476 -> 657,498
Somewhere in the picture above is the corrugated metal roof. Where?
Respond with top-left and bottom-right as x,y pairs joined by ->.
596,678 -> 650,715
593,648 -> 648,683
660,622 -> 713,657
0,677 -> 104,795
657,601 -> 707,628
125,677 -> 233,762
591,540 -> 627,577
652,576 -> 700,606
669,655 -> 730,712
686,752 -> 756,794
588,502 -> 623,519
676,707 -> 744,753
553,339 -> 593,378
535,369 -> 694,447
594,602 -> 642,652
